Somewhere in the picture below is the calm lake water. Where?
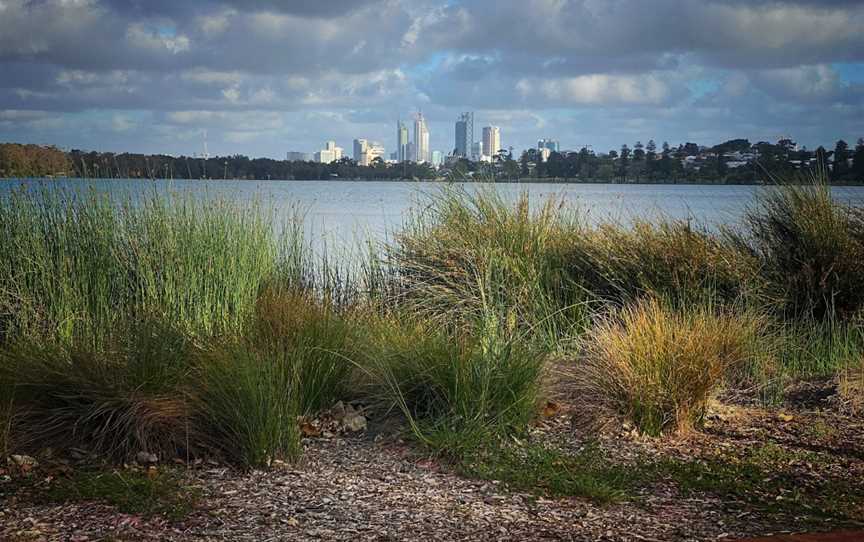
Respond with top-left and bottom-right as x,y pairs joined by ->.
3,179 -> 864,255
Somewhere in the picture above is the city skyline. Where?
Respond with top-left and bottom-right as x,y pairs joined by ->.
0,1 -> 862,158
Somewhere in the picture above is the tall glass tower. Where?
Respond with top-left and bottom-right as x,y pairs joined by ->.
396,121 -> 409,162
455,112 -> 473,158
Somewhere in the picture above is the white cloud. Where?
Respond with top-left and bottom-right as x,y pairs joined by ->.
126,24 -> 191,55
111,114 -> 135,132
517,74 -> 672,105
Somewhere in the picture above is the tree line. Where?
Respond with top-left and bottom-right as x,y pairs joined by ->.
0,145 -> 437,180
1,138 -> 863,183
517,138 -> 864,184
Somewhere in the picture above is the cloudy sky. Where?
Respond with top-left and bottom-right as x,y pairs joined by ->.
1,0 -> 863,158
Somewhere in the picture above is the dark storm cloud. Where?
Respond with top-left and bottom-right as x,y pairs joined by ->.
418,0 -> 864,73
0,0 -> 861,156
101,0 -> 382,18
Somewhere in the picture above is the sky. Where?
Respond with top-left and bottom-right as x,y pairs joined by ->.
1,0 -> 863,158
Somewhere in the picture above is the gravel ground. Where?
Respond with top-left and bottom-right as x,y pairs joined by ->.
1,436 -> 768,542
2,392 -> 862,541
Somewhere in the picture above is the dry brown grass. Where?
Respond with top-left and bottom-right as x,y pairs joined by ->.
839,358 -> 864,415
568,298 -> 767,436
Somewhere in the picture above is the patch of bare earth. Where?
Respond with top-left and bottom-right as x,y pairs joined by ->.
2,393 -> 863,541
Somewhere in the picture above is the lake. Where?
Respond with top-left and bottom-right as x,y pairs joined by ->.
3,179 -> 864,255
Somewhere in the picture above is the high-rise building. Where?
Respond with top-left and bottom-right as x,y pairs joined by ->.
353,139 -> 368,162
314,140 -> 343,163
365,142 -> 385,166
431,150 -> 443,167
397,121 -> 409,162
482,126 -> 501,159
353,138 -> 385,166
413,112 -> 429,163
538,139 -> 560,153
455,112 -> 473,158
471,141 -> 482,160
286,151 -> 310,161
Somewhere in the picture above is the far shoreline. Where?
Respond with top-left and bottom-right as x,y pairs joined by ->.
3,176 -> 864,186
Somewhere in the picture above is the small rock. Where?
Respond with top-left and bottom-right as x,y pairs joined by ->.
342,404 -> 367,432
331,401 -> 347,421
10,455 -> 37,467
136,451 -> 158,464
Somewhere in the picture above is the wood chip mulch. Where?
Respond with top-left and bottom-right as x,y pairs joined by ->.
2,389 -> 863,541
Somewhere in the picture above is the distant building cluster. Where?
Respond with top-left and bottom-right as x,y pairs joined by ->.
281,117 -> 852,180
353,138 -> 385,166
537,139 -> 560,162
284,110 -> 509,168
314,141 -> 343,164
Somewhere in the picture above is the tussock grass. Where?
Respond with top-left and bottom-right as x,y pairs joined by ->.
251,287 -> 357,415
193,340 -> 301,467
356,309 -> 545,457
390,187 -> 588,348
839,364 -> 864,415
569,299 -> 767,436
741,179 -> 864,320
565,219 -> 762,306
777,320 -> 864,378
0,322 -> 195,459
1,177 -> 862,473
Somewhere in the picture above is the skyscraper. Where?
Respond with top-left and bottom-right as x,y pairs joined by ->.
482,126 -> 501,158
455,112 -> 473,158
413,112 -> 429,163
538,139 -> 560,153
353,138 -> 368,162
396,121 -> 409,162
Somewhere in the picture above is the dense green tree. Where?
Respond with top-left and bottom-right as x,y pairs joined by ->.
633,141 -> 645,161
645,140 -> 657,180
833,140 -> 849,180
814,146 -> 831,172
682,142 -> 700,156
659,141 -> 674,180
618,144 -> 630,182
712,139 -> 751,154
852,138 -> 864,181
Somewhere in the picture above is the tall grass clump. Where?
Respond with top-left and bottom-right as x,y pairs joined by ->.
391,187 -> 587,348
192,286 -> 363,467
569,298 -> 767,436
0,321 -> 196,459
563,218 -> 762,307
251,287 -> 358,415
0,187 -> 299,344
358,308 -> 545,457
775,319 -> 864,379
839,357 -> 864,416
742,178 -> 864,321
0,189 -> 126,343
193,341 -> 301,467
